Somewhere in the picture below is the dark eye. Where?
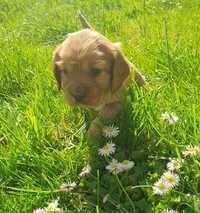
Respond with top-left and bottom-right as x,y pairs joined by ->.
89,68 -> 102,76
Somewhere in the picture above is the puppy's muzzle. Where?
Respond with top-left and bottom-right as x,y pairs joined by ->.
71,86 -> 86,103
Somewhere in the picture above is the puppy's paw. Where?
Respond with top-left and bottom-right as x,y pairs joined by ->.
99,102 -> 122,120
88,121 -> 101,138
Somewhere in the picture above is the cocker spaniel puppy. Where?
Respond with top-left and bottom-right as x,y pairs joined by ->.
53,15 -> 144,136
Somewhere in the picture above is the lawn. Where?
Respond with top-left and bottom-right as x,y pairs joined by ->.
0,0 -> 200,212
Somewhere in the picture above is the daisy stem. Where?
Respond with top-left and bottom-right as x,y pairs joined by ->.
115,175 -> 136,212
1,186 -> 61,194
1,186 -> 90,195
107,198 -> 129,213
126,185 -> 152,192
96,169 -> 100,211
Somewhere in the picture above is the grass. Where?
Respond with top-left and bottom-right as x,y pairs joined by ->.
0,0 -> 200,212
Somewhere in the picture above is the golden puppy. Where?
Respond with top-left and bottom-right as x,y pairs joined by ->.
53,15 -> 144,136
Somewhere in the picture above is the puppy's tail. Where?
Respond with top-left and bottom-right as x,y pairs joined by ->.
79,13 -> 92,29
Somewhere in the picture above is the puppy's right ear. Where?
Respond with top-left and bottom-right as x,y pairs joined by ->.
52,45 -> 63,91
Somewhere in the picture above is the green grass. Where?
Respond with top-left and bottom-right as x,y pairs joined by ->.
0,0 -> 200,212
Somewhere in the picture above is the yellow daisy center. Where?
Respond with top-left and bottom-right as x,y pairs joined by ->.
165,175 -> 175,182
187,147 -> 197,152
106,127 -> 113,133
157,182 -> 165,189
173,162 -> 178,166
111,163 -> 118,169
103,144 -> 109,150
122,160 -> 129,164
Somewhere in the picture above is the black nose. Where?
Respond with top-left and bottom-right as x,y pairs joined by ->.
73,87 -> 85,102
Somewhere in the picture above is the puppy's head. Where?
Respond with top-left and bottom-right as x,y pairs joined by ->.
53,28 -> 130,108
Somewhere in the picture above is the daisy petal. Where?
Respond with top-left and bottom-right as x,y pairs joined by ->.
106,159 -> 123,174
60,181 -> 77,192
33,208 -> 47,213
153,179 -> 171,195
79,164 -> 92,177
182,144 -> 200,157
161,112 -> 179,125
98,143 -> 116,157
120,160 -> 135,171
167,159 -> 182,171
161,171 -> 180,188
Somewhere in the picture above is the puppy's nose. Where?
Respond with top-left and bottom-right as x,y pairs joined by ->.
73,87 -> 85,102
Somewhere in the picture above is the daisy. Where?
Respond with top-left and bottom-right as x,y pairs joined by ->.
102,125 -> 120,138
182,144 -> 200,157
161,112 -> 171,120
164,209 -> 178,213
169,113 -> 179,124
98,142 -> 116,157
60,181 -> 77,192
33,208 -> 47,213
161,171 -> 180,188
47,199 -> 61,212
161,112 -> 179,125
79,164 -> 92,177
167,159 -> 182,171
120,160 -> 135,171
106,159 -> 123,174
153,179 -> 170,195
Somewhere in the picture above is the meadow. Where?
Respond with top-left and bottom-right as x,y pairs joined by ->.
0,0 -> 200,212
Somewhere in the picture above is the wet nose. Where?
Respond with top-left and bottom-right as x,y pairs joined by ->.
72,87 -> 85,102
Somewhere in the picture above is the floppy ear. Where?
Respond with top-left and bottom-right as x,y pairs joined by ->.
111,49 -> 130,93
52,45 -> 63,91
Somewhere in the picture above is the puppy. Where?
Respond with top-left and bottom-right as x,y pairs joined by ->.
53,15 -> 144,136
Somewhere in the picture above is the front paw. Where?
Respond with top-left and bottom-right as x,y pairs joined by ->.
88,121 -> 101,138
99,102 -> 122,119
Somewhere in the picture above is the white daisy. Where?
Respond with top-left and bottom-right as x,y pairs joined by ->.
106,159 -> 123,174
120,160 -> 135,171
98,143 -> 116,157
161,112 -> 179,125
182,144 -> 200,157
79,164 -> 92,177
102,125 -> 120,138
33,208 -> 47,213
47,199 -> 61,212
164,209 -> 178,213
153,179 -> 170,195
161,112 -> 171,120
161,171 -> 180,188
169,113 -> 179,124
167,159 -> 182,171
60,181 -> 77,192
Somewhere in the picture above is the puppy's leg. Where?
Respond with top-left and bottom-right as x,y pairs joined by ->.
88,119 -> 102,137
88,102 -> 122,137
99,101 -> 122,119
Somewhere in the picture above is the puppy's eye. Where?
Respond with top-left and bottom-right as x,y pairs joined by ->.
89,68 -> 102,76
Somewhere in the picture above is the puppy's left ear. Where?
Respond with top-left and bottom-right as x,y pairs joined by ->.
111,48 -> 130,93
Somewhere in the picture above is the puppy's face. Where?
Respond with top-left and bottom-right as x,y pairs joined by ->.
53,29 -> 130,108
